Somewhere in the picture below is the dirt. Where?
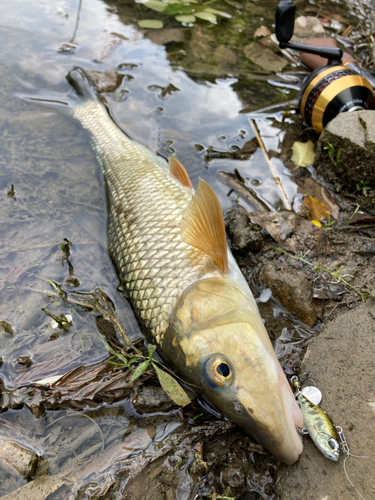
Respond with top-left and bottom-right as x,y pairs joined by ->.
225,201 -> 375,499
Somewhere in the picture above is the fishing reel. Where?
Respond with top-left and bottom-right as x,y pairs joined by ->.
275,0 -> 375,134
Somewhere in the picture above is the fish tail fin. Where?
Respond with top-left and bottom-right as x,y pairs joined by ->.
15,67 -> 103,114
66,67 -> 101,104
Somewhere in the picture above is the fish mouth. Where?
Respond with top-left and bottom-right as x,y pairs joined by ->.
226,364 -> 303,465
276,371 -> 304,464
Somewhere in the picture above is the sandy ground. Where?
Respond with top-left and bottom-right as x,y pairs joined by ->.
277,298 -> 375,500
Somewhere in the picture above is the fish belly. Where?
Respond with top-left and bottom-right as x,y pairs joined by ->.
72,101 -> 223,341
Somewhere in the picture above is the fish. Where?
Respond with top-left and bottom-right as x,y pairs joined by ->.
66,67 -> 303,464
298,393 -> 339,461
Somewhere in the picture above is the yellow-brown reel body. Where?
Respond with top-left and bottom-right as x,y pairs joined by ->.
299,63 -> 374,134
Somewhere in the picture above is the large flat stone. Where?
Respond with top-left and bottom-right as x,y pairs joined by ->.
316,110 -> 375,187
277,299 -> 375,499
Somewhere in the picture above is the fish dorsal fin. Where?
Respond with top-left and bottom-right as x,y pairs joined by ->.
181,178 -> 229,273
169,157 -> 194,188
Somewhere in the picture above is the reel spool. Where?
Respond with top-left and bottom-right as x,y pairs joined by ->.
275,0 -> 374,134
300,64 -> 373,134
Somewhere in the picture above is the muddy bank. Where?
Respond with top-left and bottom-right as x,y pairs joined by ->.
277,300 -> 375,500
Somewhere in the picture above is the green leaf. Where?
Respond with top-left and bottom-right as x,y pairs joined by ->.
138,19 -> 164,29
130,360 -> 150,382
175,14 -> 196,23
148,344 -> 157,357
139,0 -> 167,12
291,140 -> 315,167
152,362 -> 191,407
166,0 -> 182,3
163,4 -> 195,15
100,338 -> 129,364
48,279 -> 65,298
204,7 -> 231,18
195,11 -> 217,22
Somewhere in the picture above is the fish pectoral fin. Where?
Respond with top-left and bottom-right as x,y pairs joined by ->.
180,178 -> 229,274
169,157 -> 194,189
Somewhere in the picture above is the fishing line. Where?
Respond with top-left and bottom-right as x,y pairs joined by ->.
336,426 -> 369,500
343,455 -> 368,500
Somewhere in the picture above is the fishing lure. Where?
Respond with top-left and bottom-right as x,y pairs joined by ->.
291,376 -> 339,461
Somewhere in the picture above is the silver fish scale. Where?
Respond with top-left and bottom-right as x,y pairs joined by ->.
73,101 -> 222,342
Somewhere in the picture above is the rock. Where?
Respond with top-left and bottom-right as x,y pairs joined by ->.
261,262 -> 317,327
133,385 -> 177,413
213,45 -> 237,66
0,442 -> 39,479
189,26 -> 214,60
16,355 -> 32,367
249,211 -> 327,256
277,299 -> 375,500
0,321 -> 15,334
226,207 -> 264,251
145,29 -> 185,46
243,42 -> 288,73
316,110 -> 375,188
85,68 -> 123,93
222,466 -> 245,488
291,16 -> 326,42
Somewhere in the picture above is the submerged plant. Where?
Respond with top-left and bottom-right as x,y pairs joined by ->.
137,0 -> 231,29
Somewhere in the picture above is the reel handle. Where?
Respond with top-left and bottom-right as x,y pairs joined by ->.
284,42 -> 342,61
275,0 -> 342,61
275,0 -> 296,45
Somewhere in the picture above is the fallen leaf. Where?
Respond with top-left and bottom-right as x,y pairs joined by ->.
138,20 -> 164,29
348,213 -> 375,224
254,26 -> 271,37
34,375 -> 63,385
291,140 -> 315,167
153,363 -> 191,407
303,194 -> 330,221
311,220 -> 322,227
331,13 -> 349,24
249,211 -> 327,255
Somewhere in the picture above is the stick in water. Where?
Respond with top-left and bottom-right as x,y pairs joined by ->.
249,118 -> 292,211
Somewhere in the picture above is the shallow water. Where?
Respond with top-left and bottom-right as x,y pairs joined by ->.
0,0 -> 363,497
0,0 -> 299,391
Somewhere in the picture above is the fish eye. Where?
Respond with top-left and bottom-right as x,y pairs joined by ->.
203,355 -> 233,388
328,438 -> 339,451
216,362 -> 230,377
